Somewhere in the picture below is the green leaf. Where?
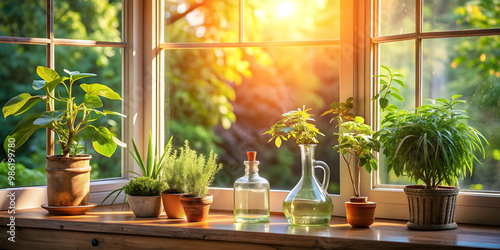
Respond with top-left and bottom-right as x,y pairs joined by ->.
146,132 -> 154,178
354,116 -> 365,124
3,93 -> 44,118
83,94 -> 103,109
452,94 -> 463,100
389,92 -> 405,101
81,84 -> 122,100
112,136 -> 127,148
37,66 -> 59,82
103,110 -> 126,118
33,77 -> 61,92
393,79 -> 405,89
64,69 -> 80,76
33,111 -> 66,126
92,127 -> 117,157
380,97 -> 389,109
130,138 -> 147,175
72,73 -> 96,82
3,113 -> 43,152
32,80 -> 46,90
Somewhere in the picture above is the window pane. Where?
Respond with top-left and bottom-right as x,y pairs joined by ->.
55,46 -> 123,180
423,0 -> 500,32
0,43 -> 47,188
379,0 -> 415,36
378,40 -> 416,185
54,0 -> 122,42
165,46 -> 341,194
0,0 -> 46,38
422,36 -> 500,191
164,0 -> 238,43
244,0 -> 340,41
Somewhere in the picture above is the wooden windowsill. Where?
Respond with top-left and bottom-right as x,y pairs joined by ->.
1,205 -> 499,249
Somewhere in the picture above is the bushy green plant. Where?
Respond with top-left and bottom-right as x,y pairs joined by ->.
159,141 -> 187,194
2,66 -> 125,157
263,106 -> 324,148
180,140 -> 223,197
322,97 -> 379,197
123,176 -> 164,196
376,95 -> 488,189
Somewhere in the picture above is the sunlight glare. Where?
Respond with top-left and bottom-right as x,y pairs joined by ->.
276,2 -> 295,18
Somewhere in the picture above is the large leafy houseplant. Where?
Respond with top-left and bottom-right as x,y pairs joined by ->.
2,66 -> 124,157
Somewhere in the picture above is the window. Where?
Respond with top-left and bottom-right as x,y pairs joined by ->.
0,0 -> 127,209
367,0 -> 500,224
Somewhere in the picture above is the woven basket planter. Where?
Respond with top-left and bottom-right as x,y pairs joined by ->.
404,185 -> 459,231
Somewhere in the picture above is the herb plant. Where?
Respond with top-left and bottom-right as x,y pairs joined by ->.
124,176 -> 164,196
180,140 -> 223,197
2,66 -> 124,157
159,141 -> 188,194
263,106 -> 324,148
322,97 -> 379,198
376,95 -> 488,189
371,65 -> 406,110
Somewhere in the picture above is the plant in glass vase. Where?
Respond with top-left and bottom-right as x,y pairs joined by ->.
263,106 -> 333,226
2,66 -> 124,213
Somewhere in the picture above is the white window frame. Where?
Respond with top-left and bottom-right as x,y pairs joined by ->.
361,0 -> 500,225
0,0 -> 146,210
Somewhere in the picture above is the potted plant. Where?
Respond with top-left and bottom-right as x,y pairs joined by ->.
2,66 -> 124,212
178,140 -> 223,222
263,106 -> 333,226
124,176 -> 164,217
322,97 -> 380,227
376,95 -> 488,230
159,141 -> 188,219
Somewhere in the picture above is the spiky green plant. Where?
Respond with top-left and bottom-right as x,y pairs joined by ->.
376,95 -> 488,189
179,140 -> 223,197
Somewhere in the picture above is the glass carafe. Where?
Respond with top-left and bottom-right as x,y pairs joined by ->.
283,144 -> 333,226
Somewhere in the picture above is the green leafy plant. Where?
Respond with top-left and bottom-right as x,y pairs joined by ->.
371,65 -> 406,110
322,97 -> 379,198
2,66 -> 125,157
263,106 -> 324,148
159,141 -> 188,194
124,176 -> 164,196
376,95 -> 488,189
101,133 -> 173,204
181,140 -> 223,197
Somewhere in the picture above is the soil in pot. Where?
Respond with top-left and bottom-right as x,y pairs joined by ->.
162,192 -> 186,219
127,195 -> 162,218
404,185 -> 459,230
46,155 -> 92,206
180,194 -> 213,222
345,197 -> 377,228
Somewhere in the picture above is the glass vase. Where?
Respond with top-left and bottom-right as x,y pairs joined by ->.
283,144 -> 333,226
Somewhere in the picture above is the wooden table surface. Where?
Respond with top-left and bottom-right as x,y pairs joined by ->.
1,205 -> 500,249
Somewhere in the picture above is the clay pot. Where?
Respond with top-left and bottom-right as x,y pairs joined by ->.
162,192 -> 186,219
127,195 -> 162,218
46,155 -> 92,206
404,185 -> 459,230
180,194 -> 213,222
345,200 -> 377,228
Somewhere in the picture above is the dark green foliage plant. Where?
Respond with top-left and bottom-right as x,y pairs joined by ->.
322,97 -> 380,197
2,66 -> 125,157
376,95 -> 488,189
263,106 -> 324,148
123,176 -> 164,196
181,140 -> 223,197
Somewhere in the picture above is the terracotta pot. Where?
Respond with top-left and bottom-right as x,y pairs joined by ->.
404,185 -> 459,230
127,195 -> 162,218
180,194 -> 213,222
162,192 -> 186,219
46,155 -> 92,206
345,200 -> 377,228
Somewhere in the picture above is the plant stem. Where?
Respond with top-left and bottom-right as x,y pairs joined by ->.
343,153 -> 358,197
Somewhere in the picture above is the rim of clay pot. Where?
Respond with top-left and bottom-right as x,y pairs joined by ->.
345,201 -> 377,205
47,155 -> 92,160
180,193 -> 213,201
162,191 -> 186,195
404,185 -> 459,190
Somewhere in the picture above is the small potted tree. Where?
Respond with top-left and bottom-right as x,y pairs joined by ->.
376,95 -> 488,230
179,140 -> 223,222
322,98 -> 380,227
263,106 -> 333,226
124,176 -> 164,217
2,66 -> 124,214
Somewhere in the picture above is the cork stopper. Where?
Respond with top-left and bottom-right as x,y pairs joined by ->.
247,151 -> 257,161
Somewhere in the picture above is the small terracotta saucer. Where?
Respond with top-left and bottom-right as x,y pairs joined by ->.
41,203 -> 97,215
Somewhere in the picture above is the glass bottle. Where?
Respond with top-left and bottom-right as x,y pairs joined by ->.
283,144 -> 333,226
234,151 -> 270,223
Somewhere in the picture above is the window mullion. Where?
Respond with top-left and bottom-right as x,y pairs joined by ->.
46,0 -> 55,156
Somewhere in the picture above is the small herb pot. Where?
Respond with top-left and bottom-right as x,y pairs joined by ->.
127,195 -> 162,218
345,200 -> 377,228
162,192 -> 186,219
180,194 -> 213,222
